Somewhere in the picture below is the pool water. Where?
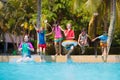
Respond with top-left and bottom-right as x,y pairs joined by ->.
0,62 -> 120,80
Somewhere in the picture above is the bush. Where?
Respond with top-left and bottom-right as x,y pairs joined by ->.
46,44 -> 120,55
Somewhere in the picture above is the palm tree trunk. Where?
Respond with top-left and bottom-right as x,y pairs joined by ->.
88,15 -> 95,39
37,0 -> 41,29
88,13 -> 98,56
107,0 -> 116,54
36,0 -> 41,53
88,13 -> 98,39
103,0 -> 109,33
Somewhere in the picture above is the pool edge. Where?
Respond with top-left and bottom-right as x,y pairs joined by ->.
0,55 -> 120,63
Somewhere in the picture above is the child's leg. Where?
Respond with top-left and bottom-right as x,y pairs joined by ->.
54,42 -> 59,55
24,57 -> 32,61
81,46 -> 85,54
42,48 -> 46,61
104,47 -> 108,61
103,47 -> 107,56
66,46 -> 74,58
42,48 -> 46,55
101,46 -> 104,56
16,58 -> 23,63
39,47 -> 44,61
100,42 -> 104,56
101,47 -> 108,62
79,43 -> 85,54
39,47 -> 42,54
105,47 -> 107,55
58,41 -> 62,55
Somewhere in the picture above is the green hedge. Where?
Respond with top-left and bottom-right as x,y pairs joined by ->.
46,45 -> 120,55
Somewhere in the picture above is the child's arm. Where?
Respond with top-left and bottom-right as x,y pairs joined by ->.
33,25 -> 39,31
18,43 -> 22,51
18,48 -> 22,51
92,37 -> 98,42
45,27 -> 53,36
78,34 -> 81,46
59,26 -> 64,32
28,47 -> 34,52
28,42 -> 34,52
45,31 -> 52,36
85,34 -> 89,44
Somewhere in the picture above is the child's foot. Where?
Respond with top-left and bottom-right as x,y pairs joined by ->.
41,59 -> 45,62
55,53 -> 59,56
104,54 -> 108,62
41,56 -> 45,62
101,55 -> 105,62
101,54 -> 107,62
66,54 -> 70,59
82,50 -> 85,54
101,55 -> 104,60
59,54 -> 62,56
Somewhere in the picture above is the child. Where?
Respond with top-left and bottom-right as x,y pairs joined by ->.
17,35 -> 34,62
48,23 -> 63,56
61,23 -> 77,58
34,26 -> 47,62
92,32 -> 108,61
78,28 -> 89,54
63,23 -> 75,40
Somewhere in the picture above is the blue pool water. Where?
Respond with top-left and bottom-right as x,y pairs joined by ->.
0,62 -> 120,80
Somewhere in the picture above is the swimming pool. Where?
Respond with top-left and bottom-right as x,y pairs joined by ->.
0,62 -> 119,80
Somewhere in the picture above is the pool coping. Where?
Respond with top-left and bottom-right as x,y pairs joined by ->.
0,55 -> 120,62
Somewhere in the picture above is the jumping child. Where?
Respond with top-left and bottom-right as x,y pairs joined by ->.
34,25 -> 47,62
17,35 -> 34,62
48,23 -> 63,56
78,28 -> 89,54
61,23 -> 77,58
92,32 -> 108,61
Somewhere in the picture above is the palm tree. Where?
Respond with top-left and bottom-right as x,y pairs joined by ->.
36,0 -> 41,53
0,0 -> 37,54
73,0 -> 119,55
0,1 -> 3,9
37,0 -> 41,29
107,0 -> 116,54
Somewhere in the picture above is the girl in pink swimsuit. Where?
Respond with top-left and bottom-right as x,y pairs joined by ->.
52,23 -> 63,56
48,23 -> 63,56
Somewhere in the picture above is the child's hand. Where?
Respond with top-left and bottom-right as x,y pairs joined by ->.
92,39 -> 95,42
78,43 -> 81,46
27,47 -> 30,50
27,47 -> 34,52
18,48 -> 22,51
80,41 -> 84,45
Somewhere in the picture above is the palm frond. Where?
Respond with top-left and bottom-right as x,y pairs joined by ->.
85,0 -> 103,14
115,0 -> 120,33
0,1 -> 3,9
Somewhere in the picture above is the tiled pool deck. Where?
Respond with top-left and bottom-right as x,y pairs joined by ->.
0,55 -> 120,62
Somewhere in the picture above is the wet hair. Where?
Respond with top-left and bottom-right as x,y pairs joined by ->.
103,31 -> 107,35
52,24 -> 57,27
24,34 -> 29,38
67,23 -> 71,26
81,28 -> 86,32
